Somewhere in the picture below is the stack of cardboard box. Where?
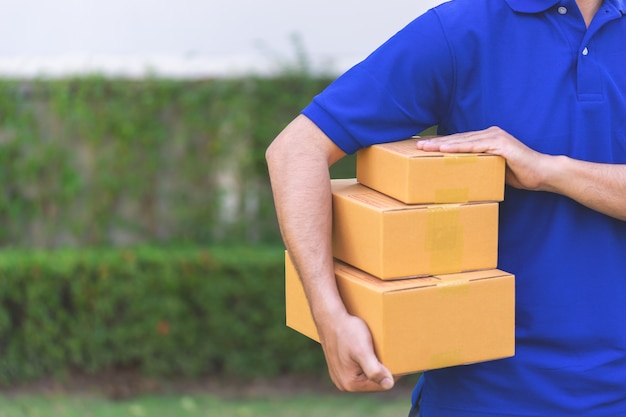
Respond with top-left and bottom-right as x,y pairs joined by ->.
285,138 -> 515,375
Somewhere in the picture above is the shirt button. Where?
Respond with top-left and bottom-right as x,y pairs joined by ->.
582,47 -> 589,56
557,6 -> 568,14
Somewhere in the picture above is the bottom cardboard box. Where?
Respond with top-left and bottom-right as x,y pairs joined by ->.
285,252 -> 515,375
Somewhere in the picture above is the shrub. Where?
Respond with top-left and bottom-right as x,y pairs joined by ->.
0,245 -> 326,384
0,75 -> 340,248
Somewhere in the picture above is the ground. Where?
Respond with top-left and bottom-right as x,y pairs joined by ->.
1,371 -> 418,401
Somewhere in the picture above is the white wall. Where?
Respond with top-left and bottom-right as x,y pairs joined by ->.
0,0 -> 444,78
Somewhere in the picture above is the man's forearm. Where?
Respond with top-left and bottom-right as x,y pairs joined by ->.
266,115 -> 348,324
541,156 -> 626,221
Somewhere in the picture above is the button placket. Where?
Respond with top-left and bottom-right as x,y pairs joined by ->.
577,40 -> 602,100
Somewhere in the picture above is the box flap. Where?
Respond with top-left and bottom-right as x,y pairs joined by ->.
336,260 -> 512,294
335,260 -> 440,292
332,179 -> 466,213
433,269 -> 513,282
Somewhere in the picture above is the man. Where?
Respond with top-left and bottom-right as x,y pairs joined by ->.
266,0 -> 626,415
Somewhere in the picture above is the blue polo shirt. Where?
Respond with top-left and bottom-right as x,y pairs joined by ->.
302,0 -> 626,415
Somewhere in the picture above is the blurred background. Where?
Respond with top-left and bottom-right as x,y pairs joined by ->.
1,0 -> 442,78
0,1 -> 443,416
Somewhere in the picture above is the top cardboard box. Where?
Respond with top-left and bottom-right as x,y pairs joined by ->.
356,138 -> 505,204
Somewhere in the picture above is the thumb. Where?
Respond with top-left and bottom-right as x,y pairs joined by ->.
360,355 -> 394,390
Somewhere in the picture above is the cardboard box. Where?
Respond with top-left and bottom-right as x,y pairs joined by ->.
332,179 -> 498,279
285,252 -> 515,375
356,138 -> 505,204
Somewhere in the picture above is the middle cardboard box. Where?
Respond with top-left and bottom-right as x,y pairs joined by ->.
332,179 -> 498,280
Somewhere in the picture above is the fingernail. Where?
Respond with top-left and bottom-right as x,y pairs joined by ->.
381,377 -> 394,390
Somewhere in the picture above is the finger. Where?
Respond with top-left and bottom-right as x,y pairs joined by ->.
358,353 -> 394,391
439,139 -> 496,154
417,130 -> 485,143
418,137 -> 495,154
415,133 -> 475,150
344,372 -> 393,392
416,127 -> 506,149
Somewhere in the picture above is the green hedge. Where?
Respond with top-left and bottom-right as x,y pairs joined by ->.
0,245 -> 326,385
0,75 -> 344,248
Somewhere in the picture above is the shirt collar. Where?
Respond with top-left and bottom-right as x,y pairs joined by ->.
505,0 -> 561,13
610,0 -> 625,14
506,0 -> 624,15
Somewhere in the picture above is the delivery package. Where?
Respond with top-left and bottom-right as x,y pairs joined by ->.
331,179 -> 498,279
356,138 -> 505,204
285,252 -> 515,375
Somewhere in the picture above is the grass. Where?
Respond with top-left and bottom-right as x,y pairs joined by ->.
0,373 -> 419,417
0,393 -> 411,417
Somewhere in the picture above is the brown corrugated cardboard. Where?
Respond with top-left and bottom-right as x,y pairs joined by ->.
285,252 -> 515,375
331,179 -> 498,279
356,138 -> 505,204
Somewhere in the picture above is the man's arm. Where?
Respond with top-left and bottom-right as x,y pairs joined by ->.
416,127 -> 626,221
266,114 -> 395,392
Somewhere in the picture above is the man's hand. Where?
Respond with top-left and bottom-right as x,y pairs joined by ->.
415,126 -> 626,221
416,127 -> 551,191
318,312 -> 395,392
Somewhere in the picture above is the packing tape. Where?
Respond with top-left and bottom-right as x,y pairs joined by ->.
443,154 -> 479,165
425,206 -> 463,273
435,188 -> 469,203
437,278 -> 470,295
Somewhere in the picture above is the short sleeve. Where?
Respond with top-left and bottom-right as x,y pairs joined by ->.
302,9 -> 454,154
